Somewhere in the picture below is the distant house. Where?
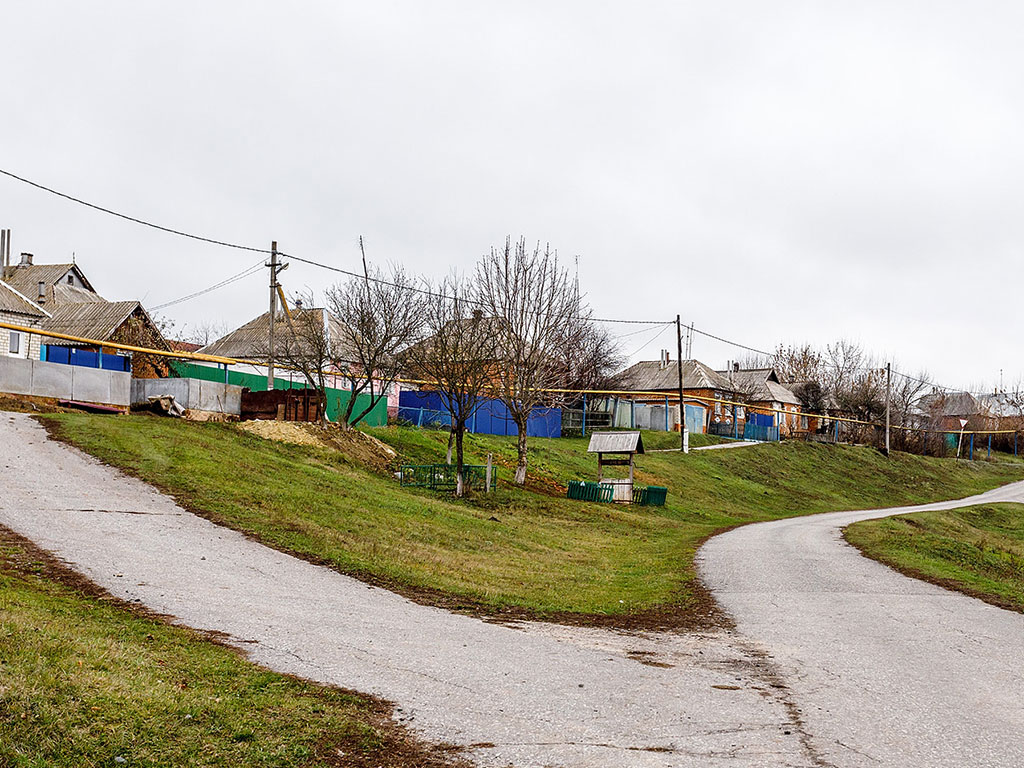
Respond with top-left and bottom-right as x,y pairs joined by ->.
716,366 -> 803,435
195,306 -> 397,423
611,353 -> 740,433
0,279 -> 50,360
2,252 -> 170,377
916,391 -> 996,432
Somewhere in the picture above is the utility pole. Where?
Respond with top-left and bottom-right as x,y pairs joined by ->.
676,314 -> 687,453
267,241 -> 280,391
884,362 -> 891,456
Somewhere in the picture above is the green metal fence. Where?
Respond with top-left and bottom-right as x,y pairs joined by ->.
567,480 -> 667,506
399,464 -> 497,491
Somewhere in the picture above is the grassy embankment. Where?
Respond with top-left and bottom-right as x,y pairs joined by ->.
41,413 -> 1023,624
0,528 -> 459,768
846,503 -> 1024,612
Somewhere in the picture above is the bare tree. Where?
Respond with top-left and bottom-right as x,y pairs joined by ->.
256,293 -> 333,427
474,237 -> 589,484
325,259 -> 423,429
405,275 -> 498,496
181,319 -> 229,347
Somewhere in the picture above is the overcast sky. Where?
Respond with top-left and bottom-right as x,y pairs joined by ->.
3,2 -> 1021,391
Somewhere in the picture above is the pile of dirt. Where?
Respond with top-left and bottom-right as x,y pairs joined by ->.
234,420 -> 398,472
319,427 -> 398,473
236,420 -> 323,447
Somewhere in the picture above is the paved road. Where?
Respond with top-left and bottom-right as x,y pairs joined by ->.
700,481 -> 1024,768
4,411 -> 1024,767
0,413 -> 810,767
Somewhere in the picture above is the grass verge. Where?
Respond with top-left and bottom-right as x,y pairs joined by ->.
0,525 -> 462,768
40,413 -> 1024,628
845,503 -> 1024,613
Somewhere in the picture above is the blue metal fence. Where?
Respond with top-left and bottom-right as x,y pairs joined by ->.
398,391 -> 562,438
743,422 -> 780,442
42,345 -> 131,372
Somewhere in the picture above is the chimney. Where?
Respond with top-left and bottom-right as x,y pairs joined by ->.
0,229 -> 7,270
294,298 -> 303,310
471,309 -> 483,322
734,362 -> 740,373
19,252 -> 33,266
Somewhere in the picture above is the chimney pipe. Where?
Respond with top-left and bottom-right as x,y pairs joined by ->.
734,362 -> 740,373
0,229 -> 6,270
19,252 -> 33,266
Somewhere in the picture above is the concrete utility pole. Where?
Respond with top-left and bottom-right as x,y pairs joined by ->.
267,241 -> 280,391
676,314 -> 687,453
884,362 -> 891,456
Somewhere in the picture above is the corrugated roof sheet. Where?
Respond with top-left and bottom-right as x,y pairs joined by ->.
40,301 -> 141,345
587,431 -> 645,453
0,280 -> 49,318
200,308 -> 356,361
2,263 -> 96,302
918,391 -> 986,418
715,368 -> 802,406
611,359 -> 735,392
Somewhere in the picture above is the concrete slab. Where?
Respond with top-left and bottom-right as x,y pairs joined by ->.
0,355 -> 34,396
29,359 -> 74,399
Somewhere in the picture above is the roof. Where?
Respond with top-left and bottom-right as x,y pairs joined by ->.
0,280 -> 50,318
716,368 -> 801,406
979,393 -> 1023,419
917,391 -> 986,418
587,431 -> 645,454
2,262 -> 96,302
40,301 -> 144,345
611,358 -> 735,393
200,308 -> 355,361
168,340 -> 202,353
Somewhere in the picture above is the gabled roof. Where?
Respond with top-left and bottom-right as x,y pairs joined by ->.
716,367 -> 801,406
979,393 -> 1023,419
0,280 -> 51,318
611,358 -> 735,393
2,262 -> 97,303
200,308 -> 355,361
40,301 -> 146,345
588,431 -> 645,454
917,391 -> 986,418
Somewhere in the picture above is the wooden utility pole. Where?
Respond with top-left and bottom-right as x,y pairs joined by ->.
884,362 -> 891,456
267,241 -> 279,391
676,314 -> 686,452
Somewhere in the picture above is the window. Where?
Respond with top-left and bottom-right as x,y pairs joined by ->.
801,415 -> 809,430
9,331 -> 21,356
67,275 -> 74,284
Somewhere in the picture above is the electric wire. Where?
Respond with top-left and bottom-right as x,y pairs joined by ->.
150,258 -> 265,311
0,167 -> 668,325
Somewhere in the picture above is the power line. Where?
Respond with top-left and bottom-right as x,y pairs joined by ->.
0,168 -> 272,255
625,322 -> 674,358
689,326 -> 776,359
0,166 -> 667,325
150,258 -> 265,311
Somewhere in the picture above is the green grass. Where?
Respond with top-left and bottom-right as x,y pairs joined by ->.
845,503 -> 1024,611
0,531 -> 455,768
41,414 -> 1024,620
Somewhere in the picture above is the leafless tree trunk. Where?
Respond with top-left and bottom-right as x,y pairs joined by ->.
405,275 -> 497,496
474,237 -> 591,485
259,296 -> 333,428
325,251 -> 423,429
